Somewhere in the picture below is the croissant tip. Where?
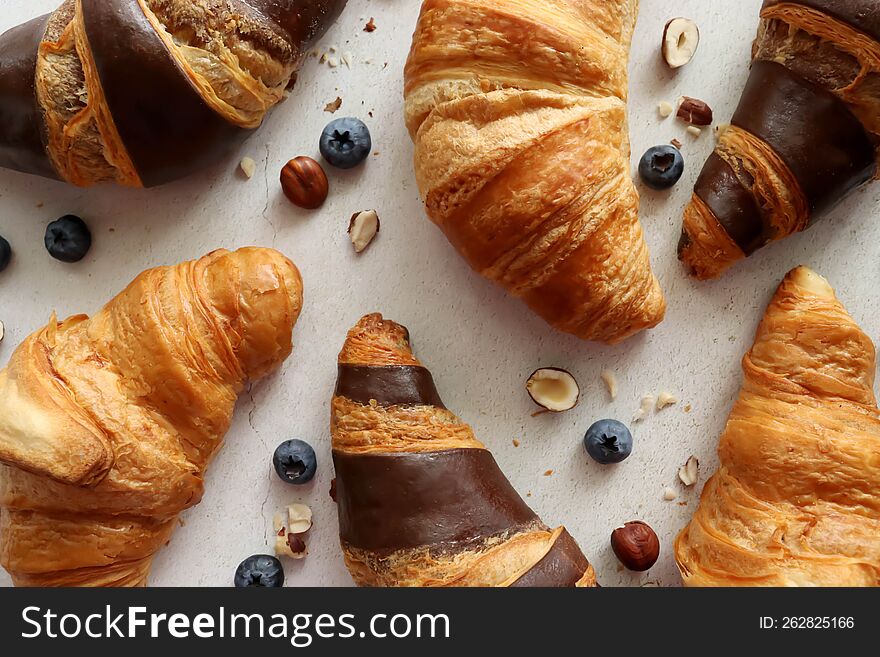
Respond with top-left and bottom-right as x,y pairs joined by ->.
338,314 -> 419,366
786,266 -> 835,299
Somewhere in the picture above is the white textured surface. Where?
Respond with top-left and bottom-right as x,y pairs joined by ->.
1,0 -> 878,588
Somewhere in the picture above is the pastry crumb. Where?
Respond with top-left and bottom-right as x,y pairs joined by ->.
364,17 -> 377,32
684,403 -> 692,413
512,439 -> 520,447
324,97 -> 342,113
543,469 -> 553,477
600,369 -> 618,401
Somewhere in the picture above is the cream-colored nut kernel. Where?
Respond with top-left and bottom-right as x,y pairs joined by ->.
656,391 -> 679,410
527,368 -> 580,412
349,210 -> 380,253
663,487 -> 677,501
239,156 -> 256,179
662,18 -> 700,68
657,101 -> 674,118
601,369 -> 618,401
0,319 -> 4,343
287,503 -> 313,535
687,126 -> 703,137
633,394 -> 655,422
678,456 -> 700,487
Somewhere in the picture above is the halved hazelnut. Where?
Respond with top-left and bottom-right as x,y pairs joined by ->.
287,503 -> 313,535
526,368 -> 579,412
678,455 -> 700,487
662,18 -> 700,69
349,210 -> 380,253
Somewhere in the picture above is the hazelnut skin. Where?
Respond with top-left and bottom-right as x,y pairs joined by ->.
280,156 -> 329,209
611,521 -> 660,571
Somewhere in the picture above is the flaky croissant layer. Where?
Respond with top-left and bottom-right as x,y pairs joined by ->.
404,0 -> 665,343
676,267 -> 880,586
0,247 -> 303,586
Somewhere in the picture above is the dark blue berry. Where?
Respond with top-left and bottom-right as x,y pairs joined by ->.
273,439 -> 317,485
584,419 -> 633,464
234,555 -> 284,587
638,145 -> 684,190
319,117 -> 371,169
0,236 -> 11,273
45,215 -> 92,263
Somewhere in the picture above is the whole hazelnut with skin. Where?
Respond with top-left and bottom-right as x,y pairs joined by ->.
611,521 -> 660,571
281,156 -> 329,209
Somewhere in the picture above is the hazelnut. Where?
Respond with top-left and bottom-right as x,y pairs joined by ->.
677,97 -> 714,126
611,521 -> 660,571
280,156 -> 328,209
287,503 -> 313,534
239,156 -> 256,179
678,455 -> 700,487
526,368 -> 580,412
662,18 -> 700,69
348,210 -> 380,253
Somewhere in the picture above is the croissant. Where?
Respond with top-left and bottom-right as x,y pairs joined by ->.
403,0 -> 665,344
0,247 -> 303,587
330,314 -> 597,587
0,0 -> 345,187
675,267 -> 880,586
679,0 -> 879,279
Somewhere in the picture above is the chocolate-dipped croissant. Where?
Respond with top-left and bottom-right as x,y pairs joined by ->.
403,0 -> 665,344
0,248 -> 303,586
679,0 -> 879,279
331,314 -> 597,587
676,267 -> 880,586
0,0 -> 345,187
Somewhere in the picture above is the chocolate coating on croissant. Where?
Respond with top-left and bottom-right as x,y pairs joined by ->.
694,153 -> 766,255
333,449 -> 539,554
732,60 -> 876,216
335,364 -> 446,409
509,529 -> 591,588
0,14 -> 56,180
762,0 -> 880,41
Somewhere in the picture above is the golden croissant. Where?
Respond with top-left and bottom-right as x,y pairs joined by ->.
676,267 -> 880,586
0,0 -> 345,187
0,247 -> 303,586
403,0 -> 665,344
679,0 -> 879,279
331,314 -> 597,587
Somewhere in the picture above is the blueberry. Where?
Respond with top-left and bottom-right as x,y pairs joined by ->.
584,419 -> 633,464
234,555 -> 284,587
638,145 -> 684,190
45,215 -> 92,263
319,117 -> 372,169
272,439 -> 317,484
0,236 -> 11,273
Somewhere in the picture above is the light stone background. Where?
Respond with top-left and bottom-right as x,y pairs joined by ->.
0,0 -> 877,588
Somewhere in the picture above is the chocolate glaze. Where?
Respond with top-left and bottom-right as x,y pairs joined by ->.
510,528 -> 590,587
694,153 -> 766,255
80,0 -> 249,187
335,364 -> 446,408
333,449 -> 539,553
244,0 -> 348,48
762,0 -> 880,42
0,14 -> 57,180
732,60 -> 875,217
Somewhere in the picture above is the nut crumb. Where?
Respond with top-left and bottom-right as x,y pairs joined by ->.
0,320 -> 5,344
327,56 -> 339,68
349,210 -> 380,253
678,456 -> 700,487
684,403 -> 692,413
600,369 -> 618,401
657,101 -> 674,118
324,97 -> 342,113
512,439 -> 520,447
239,156 -> 256,179
633,394 -> 655,422
663,487 -> 677,501
342,52 -> 353,68
544,469 -> 553,477
687,126 -> 703,137
287,503 -> 313,534
671,138 -> 683,149
656,391 -> 678,410
364,17 -> 377,32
